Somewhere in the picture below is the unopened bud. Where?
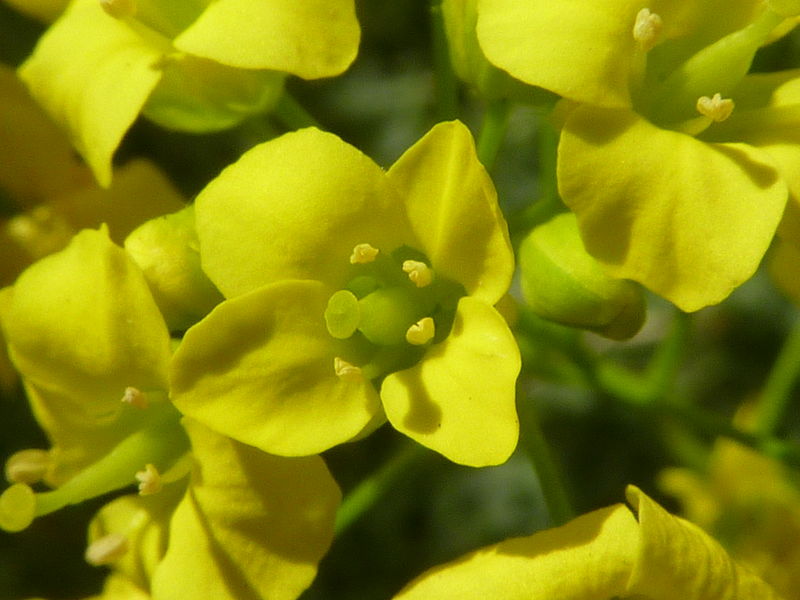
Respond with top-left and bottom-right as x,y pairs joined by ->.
519,213 -> 646,340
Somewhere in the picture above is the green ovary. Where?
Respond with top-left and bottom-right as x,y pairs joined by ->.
324,244 -> 463,380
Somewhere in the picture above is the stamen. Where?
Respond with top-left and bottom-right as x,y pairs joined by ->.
402,260 -> 433,288
350,243 -> 380,264
696,93 -> 735,122
406,317 -> 435,346
121,386 -> 149,409
632,8 -> 663,51
85,533 -> 129,565
5,449 -> 50,485
100,0 -> 137,18
334,357 -> 363,382
6,206 -> 73,259
135,464 -> 162,496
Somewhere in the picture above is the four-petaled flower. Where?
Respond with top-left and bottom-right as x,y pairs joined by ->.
477,0 -> 800,311
170,121 -> 521,467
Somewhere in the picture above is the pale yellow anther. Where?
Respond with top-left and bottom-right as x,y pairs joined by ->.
406,317 -> 435,346
632,8 -> 663,51
696,93 -> 735,122
100,0 -> 137,18
85,533 -> 129,566
135,464 -> 162,496
402,260 -> 433,288
350,243 -> 380,264
121,386 -> 149,409
6,206 -> 73,259
4,449 -> 50,485
334,357 -> 363,382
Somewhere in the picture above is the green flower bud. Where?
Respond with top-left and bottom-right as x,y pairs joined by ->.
519,212 -> 646,340
124,205 -> 223,332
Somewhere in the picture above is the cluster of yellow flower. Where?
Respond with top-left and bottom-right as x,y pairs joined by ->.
1,1 -> 799,598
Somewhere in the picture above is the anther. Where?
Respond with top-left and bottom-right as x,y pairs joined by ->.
100,0 -> 137,18
5,449 -> 50,485
632,8 -> 663,51
135,464 -> 162,496
121,387 -> 149,409
334,357 -> 363,382
696,93 -> 735,122
402,260 -> 433,288
85,533 -> 129,566
350,243 -> 380,264
406,317 -> 435,346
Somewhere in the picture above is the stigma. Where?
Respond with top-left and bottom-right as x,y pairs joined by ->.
402,260 -> 433,287
406,317 -> 435,346
696,93 -> 735,122
350,243 -> 380,264
632,8 -> 663,51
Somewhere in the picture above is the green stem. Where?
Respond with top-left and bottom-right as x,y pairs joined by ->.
334,441 -> 427,536
755,315 -> 800,437
273,92 -> 321,130
517,394 -> 574,526
430,0 -> 459,121
476,99 -> 511,170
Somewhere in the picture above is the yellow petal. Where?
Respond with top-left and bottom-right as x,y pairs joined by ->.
394,486 -> 782,599
395,504 -> 637,599
476,0 -> 641,107
150,419 -> 340,600
173,0 -> 359,79
381,297 -> 520,467
624,485 -> 783,598
387,121 -> 514,305
2,229 -> 172,483
0,63 -> 91,206
194,127 -> 408,298
559,106 -> 787,311
18,0 -> 166,186
170,280 -> 381,456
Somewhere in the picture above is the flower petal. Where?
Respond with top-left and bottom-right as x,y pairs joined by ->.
173,0 -> 359,79
3,228 -> 171,399
387,121 -> 514,305
195,127 -> 409,298
380,297 -> 519,467
624,485 -> 783,598
0,63 -> 91,205
476,0 -> 642,107
559,106 -> 787,311
394,486 -> 781,599
170,280 -> 381,456
394,504 -> 637,599
18,0 -> 166,186
1,228 -> 172,483
151,419 -> 340,600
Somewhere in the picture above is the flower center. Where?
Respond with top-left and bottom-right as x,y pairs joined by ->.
632,7 -> 784,128
325,243 -> 464,381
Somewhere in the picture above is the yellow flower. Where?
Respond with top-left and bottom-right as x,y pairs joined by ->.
19,0 -> 361,186
0,229 -> 340,600
171,121 -> 521,467
393,485 -> 783,599
476,0 -> 800,311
